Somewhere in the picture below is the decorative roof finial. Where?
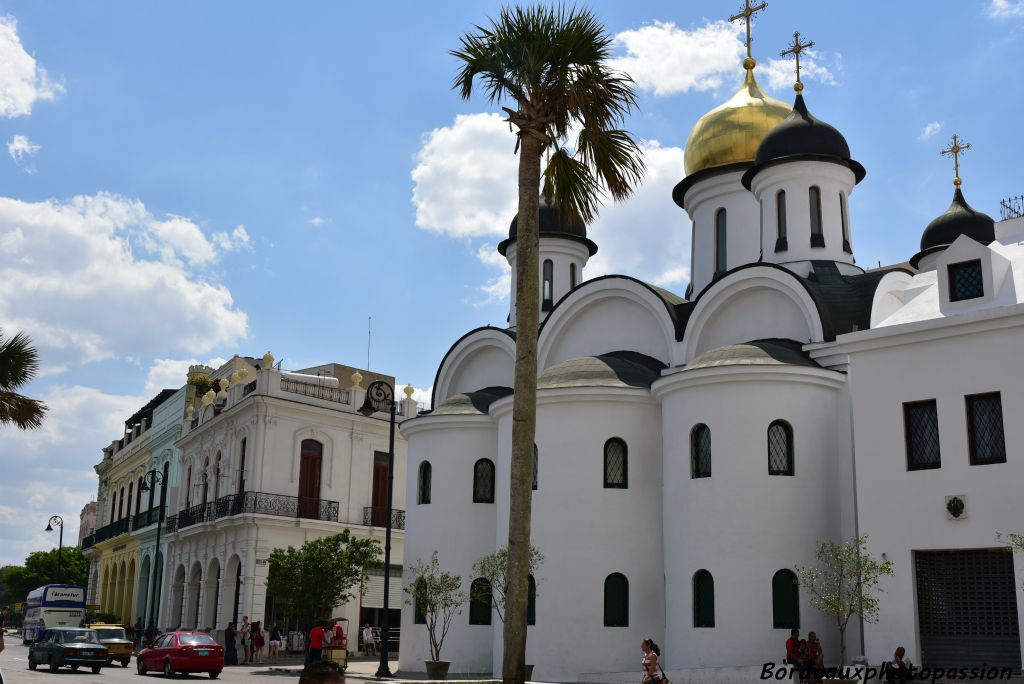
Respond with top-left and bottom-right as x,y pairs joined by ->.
730,0 -> 768,71
780,31 -> 815,92
941,133 -> 972,187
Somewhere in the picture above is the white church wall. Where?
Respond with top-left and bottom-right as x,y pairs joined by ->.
846,323 -> 1024,667
435,330 -> 516,404
398,418 -> 498,674
655,367 -> 845,669
490,390 -> 665,681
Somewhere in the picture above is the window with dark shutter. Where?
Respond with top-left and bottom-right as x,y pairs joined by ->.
809,186 -> 824,247
414,578 -> 427,624
469,578 -> 492,625
604,438 -> 627,488
604,573 -> 629,627
473,459 -> 495,503
772,569 -> 799,629
768,420 -> 794,476
418,461 -> 432,504
715,209 -> 727,273
904,400 -> 941,470
967,392 -> 1006,465
691,424 -> 711,478
532,445 -> 538,491
542,259 -> 554,310
693,570 -> 715,628
775,191 -> 788,252
528,575 -> 536,625
948,259 -> 984,301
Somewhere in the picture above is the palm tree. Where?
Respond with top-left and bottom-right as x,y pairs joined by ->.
452,7 -> 644,683
0,329 -> 47,429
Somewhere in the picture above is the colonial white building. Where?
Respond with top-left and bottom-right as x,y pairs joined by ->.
161,354 -> 415,640
398,45 -> 1024,683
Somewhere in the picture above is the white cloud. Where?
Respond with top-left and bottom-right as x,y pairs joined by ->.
0,15 -> 64,118
395,383 -> 433,410
308,216 -> 327,227
759,50 -> 840,92
919,121 -> 942,140
143,356 -> 227,396
412,112 -> 519,239
212,224 -> 252,253
475,243 -> 512,306
8,133 -> 39,172
610,20 -> 744,96
0,192 -> 248,370
989,0 -> 1024,17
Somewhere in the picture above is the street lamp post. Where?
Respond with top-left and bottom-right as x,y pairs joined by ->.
139,468 -> 166,629
45,516 -> 65,582
359,380 -> 397,678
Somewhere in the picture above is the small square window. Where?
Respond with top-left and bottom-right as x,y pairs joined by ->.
948,260 -> 984,302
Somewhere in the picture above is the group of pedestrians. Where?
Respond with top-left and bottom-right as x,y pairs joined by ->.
222,615 -> 283,666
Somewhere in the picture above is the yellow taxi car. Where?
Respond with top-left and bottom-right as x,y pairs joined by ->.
88,623 -> 134,667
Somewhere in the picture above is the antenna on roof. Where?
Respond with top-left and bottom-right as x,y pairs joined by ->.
367,316 -> 372,371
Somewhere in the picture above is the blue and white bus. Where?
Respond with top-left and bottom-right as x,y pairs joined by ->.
22,584 -> 86,644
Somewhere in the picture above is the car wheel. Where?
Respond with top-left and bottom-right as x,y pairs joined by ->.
163,659 -> 174,678
209,670 -> 221,679
93,665 -> 102,674
123,659 -> 131,667
72,664 -> 80,672
28,655 -> 37,670
138,657 -> 148,675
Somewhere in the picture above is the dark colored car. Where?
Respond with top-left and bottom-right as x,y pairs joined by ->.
137,631 -> 224,679
27,627 -> 108,673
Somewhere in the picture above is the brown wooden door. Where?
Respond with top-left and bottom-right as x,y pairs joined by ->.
298,439 -> 323,519
371,451 -> 389,525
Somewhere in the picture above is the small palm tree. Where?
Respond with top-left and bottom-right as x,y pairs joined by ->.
0,329 -> 47,429
452,7 -> 644,684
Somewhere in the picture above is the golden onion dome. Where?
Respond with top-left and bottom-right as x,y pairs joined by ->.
683,66 -> 791,176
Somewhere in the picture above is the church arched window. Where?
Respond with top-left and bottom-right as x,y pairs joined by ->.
809,186 -> 824,246
532,445 -> 538,491
776,190 -> 788,251
604,573 -> 629,627
528,574 -> 537,625
693,569 -> 715,628
414,577 -> 427,624
604,438 -> 627,488
418,461 -> 432,505
473,458 -> 495,503
691,424 -> 711,478
570,263 -> 577,289
768,420 -> 794,476
772,569 -> 799,628
715,209 -> 727,273
469,578 -> 492,625
542,259 -> 554,310
840,191 -> 851,252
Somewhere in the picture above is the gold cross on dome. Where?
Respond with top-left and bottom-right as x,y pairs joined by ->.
780,31 -> 815,92
730,0 -> 767,69
941,133 -> 972,187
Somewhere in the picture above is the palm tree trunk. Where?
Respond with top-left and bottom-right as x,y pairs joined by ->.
503,132 -> 542,684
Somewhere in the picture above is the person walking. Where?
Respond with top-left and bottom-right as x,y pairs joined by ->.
224,622 -> 238,666
641,638 -> 665,684
361,623 -> 375,656
308,622 -> 326,665
240,615 -> 251,664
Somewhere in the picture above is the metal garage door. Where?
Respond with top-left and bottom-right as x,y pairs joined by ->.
915,549 -> 1021,671
362,566 -> 402,609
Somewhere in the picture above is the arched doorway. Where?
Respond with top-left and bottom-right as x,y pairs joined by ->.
203,558 -> 221,631
137,555 -> 152,625
170,565 -> 186,627
298,439 -> 323,519
187,563 -> 203,629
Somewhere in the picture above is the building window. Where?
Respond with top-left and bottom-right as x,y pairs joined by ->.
775,190 -> 788,252
238,438 -> 247,494
542,259 -> 554,310
809,186 -> 824,247
603,573 -> 629,627
904,400 -> 941,470
532,445 -> 538,490
772,569 -> 799,629
691,424 -> 711,478
693,570 -> 715,628
767,420 -> 794,476
469,578 -> 492,625
948,259 -> 984,302
414,578 -> 427,624
161,461 -> 170,508
213,451 -> 222,500
418,461 -> 432,504
840,192 -> 851,253
715,209 -> 727,273
604,438 -> 628,488
570,263 -> 577,289
528,575 -> 537,625
966,392 -> 1006,465
136,478 -> 144,514
473,459 -> 495,503
111,491 -> 118,523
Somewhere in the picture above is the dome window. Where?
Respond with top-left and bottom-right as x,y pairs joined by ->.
603,438 -> 628,489
532,444 -> 538,491
948,259 -> 984,301
570,263 -> 577,289
473,458 -> 495,503
603,573 -> 629,627
767,421 -> 794,476
418,461 -> 432,505
809,186 -> 824,247
691,424 -> 712,478
772,569 -> 800,629
715,209 -> 728,274
693,570 -> 715,628
542,259 -> 554,310
775,191 -> 788,253
840,192 -> 852,253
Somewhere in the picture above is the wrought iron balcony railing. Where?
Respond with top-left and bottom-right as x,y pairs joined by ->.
280,377 -> 350,404
131,505 -> 165,532
171,491 -> 341,531
81,534 -> 96,550
362,506 -> 406,530
93,517 -> 131,543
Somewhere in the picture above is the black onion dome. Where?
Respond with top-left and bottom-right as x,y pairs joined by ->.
742,93 -> 865,189
910,188 -> 995,267
497,195 -> 597,256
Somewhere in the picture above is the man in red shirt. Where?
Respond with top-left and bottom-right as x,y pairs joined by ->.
785,629 -> 811,679
331,620 -> 346,653
309,622 -> 326,664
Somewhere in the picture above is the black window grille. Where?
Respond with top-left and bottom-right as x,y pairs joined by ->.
809,186 -> 824,246
967,392 -> 1006,465
693,570 -> 715,628
604,573 -> 629,627
768,420 -> 794,476
418,461 -> 432,504
840,192 -> 852,253
532,445 -> 538,491
570,263 -> 577,289
904,400 -> 941,470
715,209 -> 727,273
473,458 -> 495,503
469,578 -> 492,625
691,424 -> 711,478
528,575 -> 536,625
772,569 -> 799,629
414,578 -> 427,624
542,259 -> 554,310
948,259 -> 984,302
604,438 -> 628,488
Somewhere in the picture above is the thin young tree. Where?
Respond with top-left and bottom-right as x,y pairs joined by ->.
452,7 -> 644,683
0,328 -> 47,430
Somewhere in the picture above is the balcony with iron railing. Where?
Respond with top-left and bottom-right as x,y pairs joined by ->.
131,505 -> 165,532
1000,194 -> 1023,221
92,517 -> 131,544
81,533 -> 96,550
362,506 -> 406,530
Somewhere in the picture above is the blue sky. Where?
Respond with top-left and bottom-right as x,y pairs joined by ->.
0,0 -> 1022,564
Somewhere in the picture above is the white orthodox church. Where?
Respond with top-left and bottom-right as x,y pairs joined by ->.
397,24 -> 1024,684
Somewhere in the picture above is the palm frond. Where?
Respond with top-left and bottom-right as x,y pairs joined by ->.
0,329 -> 41,391
543,147 -> 602,225
0,390 -> 47,430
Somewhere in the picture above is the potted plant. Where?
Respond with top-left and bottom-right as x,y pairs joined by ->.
404,551 -> 467,680
795,535 -> 893,683
471,546 -> 543,680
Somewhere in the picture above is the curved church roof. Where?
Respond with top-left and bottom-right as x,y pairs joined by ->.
430,386 -> 514,416
537,351 -> 666,390
498,193 -> 597,256
912,187 -> 995,267
686,339 -> 820,371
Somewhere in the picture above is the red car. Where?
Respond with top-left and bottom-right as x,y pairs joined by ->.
137,631 -> 224,679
